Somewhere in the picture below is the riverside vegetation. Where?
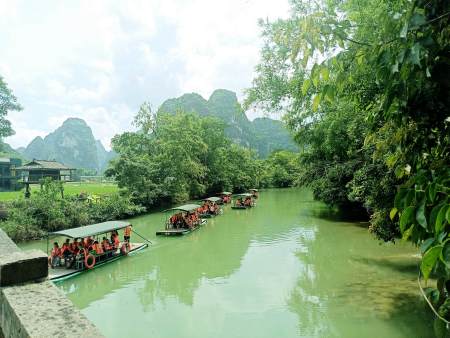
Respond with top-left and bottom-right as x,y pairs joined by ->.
245,0 -> 450,327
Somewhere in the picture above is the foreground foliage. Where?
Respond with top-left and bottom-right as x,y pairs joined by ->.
1,179 -> 145,241
247,0 -> 450,323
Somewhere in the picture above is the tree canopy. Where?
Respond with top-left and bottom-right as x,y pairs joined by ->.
246,0 -> 450,323
0,76 -> 18,144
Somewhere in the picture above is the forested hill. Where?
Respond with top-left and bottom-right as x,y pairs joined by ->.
19,118 -> 115,172
158,89 -> 297,157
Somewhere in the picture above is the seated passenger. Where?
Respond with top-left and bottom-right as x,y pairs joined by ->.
61,239 -> 72,259
93,241 -> 104,254
102,237 -> 111,251
236,198 -> 242,206
112,233 -> 120,249
70,238 -> 80,254
49,242 -> 61,268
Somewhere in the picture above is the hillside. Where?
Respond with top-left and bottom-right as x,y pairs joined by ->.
158,89 -> 297,157
20,118 -> 114,172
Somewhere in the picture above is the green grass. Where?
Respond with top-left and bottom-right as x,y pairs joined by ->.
0,182 -> 119,201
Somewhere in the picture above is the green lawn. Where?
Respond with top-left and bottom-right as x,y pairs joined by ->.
0,182 -> 119,201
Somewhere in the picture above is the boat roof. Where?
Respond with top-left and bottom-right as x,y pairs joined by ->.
221,191 -> 232,195
203,197 -> 222,202
50,221 -> 131,238
166,204 -> 201,212
235,193 -> 253,197
249,188 -> 258,192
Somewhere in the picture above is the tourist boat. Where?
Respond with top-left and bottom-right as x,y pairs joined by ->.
156,204 -> 207,236
231,193 -> 256,209
47,221 -> 149,282
199,197 -> 223,218
249,188 -> 259,199
218,191 -> 232,204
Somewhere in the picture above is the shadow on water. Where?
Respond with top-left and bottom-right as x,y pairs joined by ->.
307,205 -> 370,224
351,256 -> 420,276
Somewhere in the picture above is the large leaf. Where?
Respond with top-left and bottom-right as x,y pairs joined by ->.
389,207 -> 398,221
440,242 -> 450,268
427,182 -> 437,203
436,205 -> 449,234
312,94 -> 321,112
394,188 -> 408,209
301,79 -> 311,95
421,246 -> 442,281
321,67 -> 329,81
402,224 -> 414,241
400,206 -> 415,233
416,199 -> 427,229
430,203 -> 444,232
420,238 -> 435,254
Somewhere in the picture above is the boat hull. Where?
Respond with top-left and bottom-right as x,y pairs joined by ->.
49,242 -> 148,282
156,219 -> 207,236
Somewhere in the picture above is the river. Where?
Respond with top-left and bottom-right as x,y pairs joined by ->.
20,188 -> 434,337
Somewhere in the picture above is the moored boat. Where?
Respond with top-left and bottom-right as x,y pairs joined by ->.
156,204 -> 207,236
231,193 -> 256,209
47,221 -> 149,282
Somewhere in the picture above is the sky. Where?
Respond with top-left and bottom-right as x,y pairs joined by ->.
0,0 -> 289,150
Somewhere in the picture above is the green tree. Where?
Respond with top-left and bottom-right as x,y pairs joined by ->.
247,0 -> 450,324
0,76 -> 18,146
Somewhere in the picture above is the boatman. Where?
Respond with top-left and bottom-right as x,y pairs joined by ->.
124,224 -> 132,244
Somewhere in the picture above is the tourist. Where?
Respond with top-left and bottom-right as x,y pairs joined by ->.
93,241 -> 104,254
70,238 -> 80,254
124,224 -> 132,243
49,242 -> 61,268
61,239 -> 72,260
102,237 -> 111,251
111,232 -> 120,249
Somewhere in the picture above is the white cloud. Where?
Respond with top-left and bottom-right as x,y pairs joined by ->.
1,0 -> 289,150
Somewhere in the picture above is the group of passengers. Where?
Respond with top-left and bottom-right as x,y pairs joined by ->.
198,201 -> 220,215
169,212 -> 200,229
235,196 -> 253,207
49,226 -> 132,268
221,195 -> 231,203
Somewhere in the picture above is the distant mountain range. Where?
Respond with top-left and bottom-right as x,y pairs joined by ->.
159,89 -> 297,157
0,89 -> 296,171
16,118 -> 115,172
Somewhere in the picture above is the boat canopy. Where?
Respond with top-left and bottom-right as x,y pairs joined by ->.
165,204 -> 201,213
221,192 -> 232,195
203,197 -> 222,202
50,221 -> 130,239
234,193 -> 253,198
249,189 -> 258,192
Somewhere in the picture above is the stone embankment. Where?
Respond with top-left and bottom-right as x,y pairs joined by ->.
0,229 -> 103,338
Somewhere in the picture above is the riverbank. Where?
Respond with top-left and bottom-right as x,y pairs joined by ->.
0,182 -> 118,201
19,188 -> 433,338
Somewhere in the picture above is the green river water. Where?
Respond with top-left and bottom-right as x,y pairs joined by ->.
21,188 -> 435,337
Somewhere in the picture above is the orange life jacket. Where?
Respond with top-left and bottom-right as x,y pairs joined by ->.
51,247 -> 60,257
93,243 -> 103,254
124,226 -> 131,236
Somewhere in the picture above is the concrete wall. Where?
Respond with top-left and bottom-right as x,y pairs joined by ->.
0,229 -> 103,338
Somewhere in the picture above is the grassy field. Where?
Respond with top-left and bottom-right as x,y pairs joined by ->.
0,182 -> 119,201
